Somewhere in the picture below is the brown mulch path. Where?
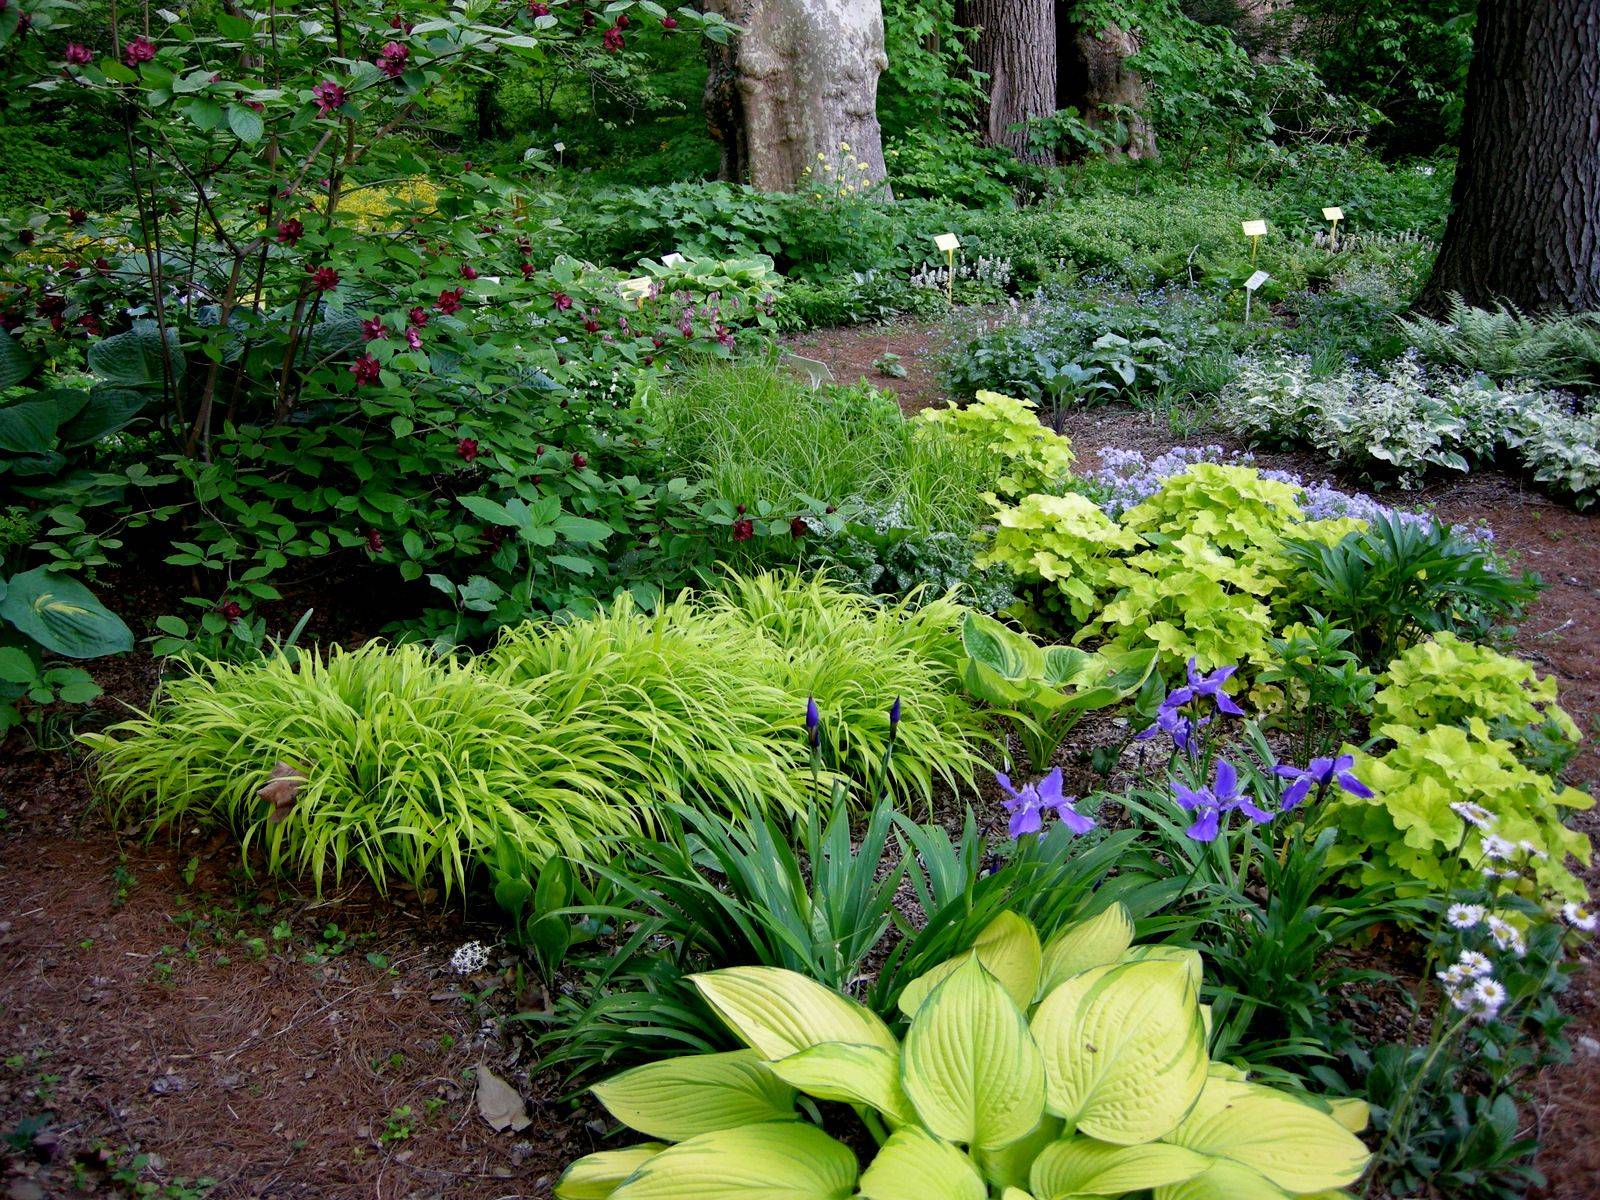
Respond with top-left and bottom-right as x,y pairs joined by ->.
799,317 -> 1600,1200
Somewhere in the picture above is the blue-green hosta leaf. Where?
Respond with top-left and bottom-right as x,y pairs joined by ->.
1029,1137 -> 1210,1197
87,323 -> 184,388
858,1126 -> 984,1200
1159,1078 -> 1371,1194
610,1122 -> 858,1200
0,568 -> 133,658
901,955 -> 1045,1149
591,1050 -> 796,1142
0,390 -> 87,453
767,1043 -> 917,1127
899,910 -> 1041,1017
1030,961 -> 1207,1144
57,387 -> 149,447
556,1144 -> 668,1200
1038,904 -> 1134,997
689,967 -> 896,1060
961,611 -> 1044,683
0,328 -> 35,388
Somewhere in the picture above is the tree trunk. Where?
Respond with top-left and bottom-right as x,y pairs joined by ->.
702,0 -> 892,196
1415,1 -> 1600,314
958,0 -> 1057,161
1056,8 -> 1157,161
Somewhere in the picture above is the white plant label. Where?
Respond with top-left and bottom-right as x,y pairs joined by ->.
933,233 -> 961,253
1244,270 -> 1270,291
1322,206 -> 1344,222
661,252 -> 687,267
1241,219 -> 1268,238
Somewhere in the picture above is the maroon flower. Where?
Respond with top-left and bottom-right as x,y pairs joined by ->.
276,218 -> 304,244
388,14 -> 414,33
732,518 -> 754,542
67,207 -> 87,225
583,316 -> 601,333
365,528 -> 384,553
350,353 -> 381,385
405,326 -> 423,350
123,36 -> 155,67
528,1 -> 550,14
662,15 -> 678,29
218,600 -> 244,622
436,286 -> 464,314
64,42 -> 93,65
407,306 -> 429,328
602,25 -> 624,52
76,313 -> 102,336
311,79 -> 346,118
571,452 -> 587,469
457,437 -> 480,462
360,316 -> 389,341
789,515 -> 809,539
460,264 -> 478,280
519,261 -> 535,280
551,291 -> 573,311
307,264 -> 340,291
377,41 -> 409,78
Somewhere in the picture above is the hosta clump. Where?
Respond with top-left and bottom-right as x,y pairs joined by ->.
557,908 -> 1370,1200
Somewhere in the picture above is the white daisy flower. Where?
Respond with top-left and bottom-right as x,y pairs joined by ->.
1447,903 -> 1486,930
1516,840 -> 1547,860
1561,902 -> 1597,932
1450,801 -> 1494,829
1481,834 -> 1514,862
1438,963 -> 1471,988
1471,977 -> 1507,1018
1456,950 -> 1493,978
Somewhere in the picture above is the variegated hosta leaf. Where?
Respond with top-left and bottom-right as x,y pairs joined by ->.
591,1050 -> 797,1142
1029,1137 -> 1211,1198
1037,904 -> 1134,997
768,1042 -> 919,1128
556,1143 -> 667,1200
610,1122 -> 858,1200
689,966 -> 896,1060
974,1116 -> 1063,1191
1117,943 -> 1204,988
1030,960 -> 1208,1144
1161,1077 -> 1371,1194
858,1126 -> 986,1200
899,910 -> 1042,1016
902,955 -> 1046,1149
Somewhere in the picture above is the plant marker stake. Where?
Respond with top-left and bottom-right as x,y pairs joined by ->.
1243,269 -> 1269,324
934,232 -> 960,304
1241,218 -> 1267,265
1322,206 -> 1344,251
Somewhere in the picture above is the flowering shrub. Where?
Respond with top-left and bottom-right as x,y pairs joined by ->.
1325,725 -> 1593,902
558,910 -> 1369,1200
915,390 -> 1076,497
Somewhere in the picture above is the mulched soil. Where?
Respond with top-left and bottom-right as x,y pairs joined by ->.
1,313 -> 1596,1198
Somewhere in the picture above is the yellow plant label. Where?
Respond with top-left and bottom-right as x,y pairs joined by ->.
1241,219 -> 1268,238
933,233 -> 961,253
1322,206 -> 1344,222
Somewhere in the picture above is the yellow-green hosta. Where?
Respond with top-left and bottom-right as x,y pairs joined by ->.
556,908 -> 1370,1200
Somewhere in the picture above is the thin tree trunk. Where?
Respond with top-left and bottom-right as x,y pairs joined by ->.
703,0 -> 892,196
1415,1 -> 1600,314
960,0 -> 1057,161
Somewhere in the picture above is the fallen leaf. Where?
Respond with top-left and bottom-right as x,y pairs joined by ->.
474,1064 -> 531,1133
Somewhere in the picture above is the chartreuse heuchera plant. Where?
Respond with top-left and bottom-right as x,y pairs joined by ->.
916,391 -> 1077,499
557,908 -> 1370,1200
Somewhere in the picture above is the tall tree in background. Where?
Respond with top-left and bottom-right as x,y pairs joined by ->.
1416,1 -> 1600,313
955,0 -> 1058,161
703,0 -> 892,195
1058,7 -> 1158,160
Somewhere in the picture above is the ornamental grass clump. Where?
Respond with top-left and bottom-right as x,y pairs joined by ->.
557,907 -> 1371,1200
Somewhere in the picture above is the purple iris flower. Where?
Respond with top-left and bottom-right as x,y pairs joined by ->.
1167,658 -> 1246,716
1173,758 -> 1273,842
888,696 -> 902,730
996,767 -> 1097,839
805,696 -> 821,747
1274,754 -> 1374,809
1136,704 -> 1211,754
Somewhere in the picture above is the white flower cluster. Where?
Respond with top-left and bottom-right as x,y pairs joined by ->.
1437,948 -> 1506,1022
449,940 -> 491,975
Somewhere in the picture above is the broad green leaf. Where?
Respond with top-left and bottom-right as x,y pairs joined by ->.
610,1122 -> 858,1200
899,910 -> 1041,1016
1327,1097 -> 1369,1134
0,390 -> 86,454
1153,1159 -> 1291,1200
1031,961 -> 1207,1144
556,1144 -> 667,1200
690,967 -> 896,1060
57,387 -> 148,447
768,1043 -> 917,1127
961,611 -> 1043,682
1118,944 -> 1203,988
459,495 -> 519,527
858,1126 -> 984,1200
1161,1078 -> 1370,1193
228,102 -> 264,143
1038,904 -> 1134,996
974,1117 -> 1062,1191
88,324 -> 184,388
1001,1192 -> 1036,1200
1030,1138 -> 1210,1197
591,1051 -> 796,1142
901,955 -> 1045,1150
0,329 -> 34,389
0,568 -> 133,658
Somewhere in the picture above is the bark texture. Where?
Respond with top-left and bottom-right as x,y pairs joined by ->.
958,0 -> 1058,161
1416,0 -> 1600,313
1067,21 -> 1157,160
702,0 -> 891,196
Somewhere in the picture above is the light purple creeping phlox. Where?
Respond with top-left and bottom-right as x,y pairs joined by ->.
1274,754 -> 1375,809
996,767 -> 1097,839
1167,658 -> 1245,716
1173,759 -> 1273,842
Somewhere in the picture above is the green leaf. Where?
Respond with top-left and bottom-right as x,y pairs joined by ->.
1030,961 -> 1208,1145
57,387 -> 149,447
0,568 -> 133,659
554,514 -> 615,545
88,324 -> 184,388
690,967 -> 897,1060
556,1144 -> 668,1200
768,1043 -> 918,1127
591,1051 -> 797,1142
973,1117 -> 1062,1191
858,1126 -> 985,1200
1152,1159 -> 1292,1200
898,910 -> 1041,1016
0,390 -> 87,454
228,103 -> 265,144
610,1123 -> 858,1200
961,611 -> 1043,683
1160,1078 -> 1371,1193
901,955 -> 1045,1150
459,495 -> 519,527
0,646 -> 39,685
0,328 -> 34,389
1038,904 -> 1135,996
1030,1138 -> 1211,1197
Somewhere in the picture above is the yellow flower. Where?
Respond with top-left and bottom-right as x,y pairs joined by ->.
839,140 -> 851,151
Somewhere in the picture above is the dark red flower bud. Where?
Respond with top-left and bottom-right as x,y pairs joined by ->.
457,437 -> 479,462
218,600 -> 244,621
365,528 -> 384,553
350,353 -> 381,384
732,518 -> 754,542
571,452 -> 587,469
790,515 -> 809,538
551,291 -> 573,311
